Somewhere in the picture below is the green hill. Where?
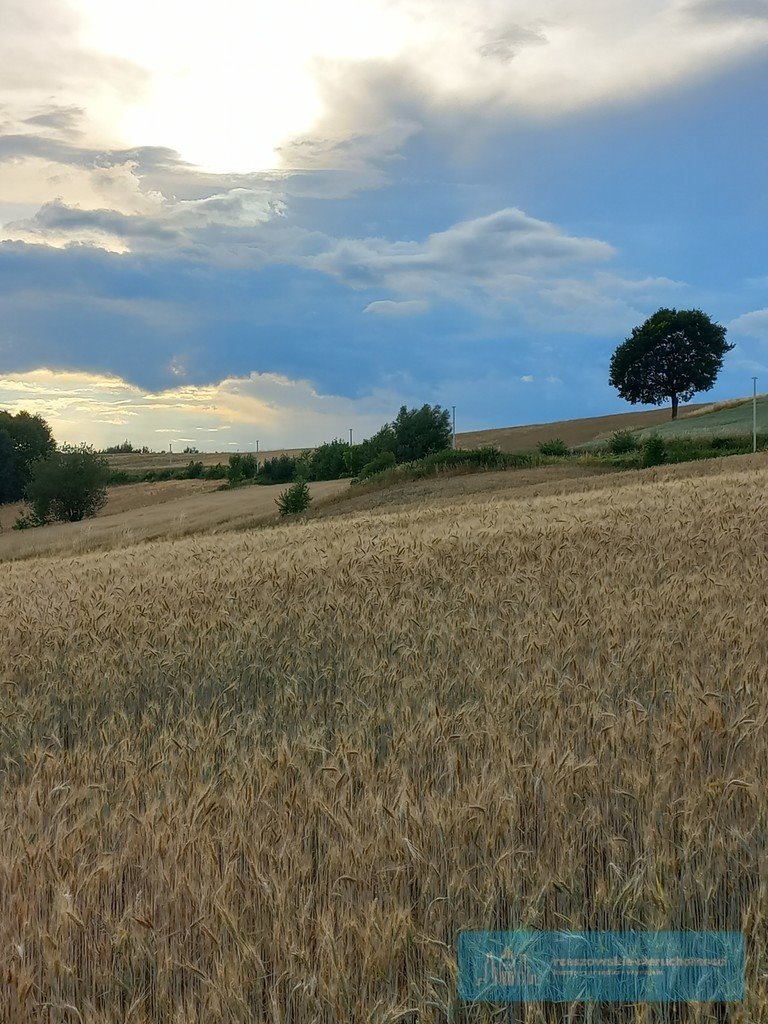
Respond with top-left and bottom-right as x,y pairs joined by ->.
633,396 -> 766,440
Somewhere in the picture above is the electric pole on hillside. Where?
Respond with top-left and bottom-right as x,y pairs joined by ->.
349,428 -> 353,446
452,406 -> 456,449
753,377 -> 758,453
169,443 -> 172,467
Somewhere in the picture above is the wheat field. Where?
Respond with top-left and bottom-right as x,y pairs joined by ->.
1,455 -> 767,1022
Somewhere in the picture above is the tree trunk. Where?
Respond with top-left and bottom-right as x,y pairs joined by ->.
671,393 -> 679,420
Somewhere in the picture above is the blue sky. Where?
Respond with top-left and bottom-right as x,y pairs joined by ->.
1,0 -> 767,449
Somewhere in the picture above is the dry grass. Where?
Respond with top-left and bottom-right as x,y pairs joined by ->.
456,402 -> 709,453
1,455 -> 767,1021
0,479 -> 349,562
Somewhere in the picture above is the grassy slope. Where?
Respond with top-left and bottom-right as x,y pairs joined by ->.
455,401 -> 709,452
633,394 -> 767,439
1,453 -> 767,1021
0,478 -> 349,562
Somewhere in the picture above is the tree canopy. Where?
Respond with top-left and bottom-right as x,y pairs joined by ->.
609,308 -> 733,419
0,410 -> 55,502
391,404 -> 452,462
26,444 -> 110,523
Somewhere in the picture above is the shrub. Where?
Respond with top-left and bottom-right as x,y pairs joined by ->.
276,478 -> 312,515
358,451 -> 397,479
259,455 -> 298,485
537,438 -> 569,457
12,510 -> 43,530
182,460 -> 204,479
203,463 -> 227,480
641,434 -> 666,467
25,444 -> 110,523
609,430 -> 638,454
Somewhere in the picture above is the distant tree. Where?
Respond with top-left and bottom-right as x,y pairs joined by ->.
309,439 -> 350,480
344,425 -> 397,476
0,410 -> 56,502
258,455 -> 298,485
104,439 -> 136,454
391,405 -> 452,462
227,453 -> 258,485
182,446 -> 200,455
25,444 -> 110,523
609,308 -> 733,419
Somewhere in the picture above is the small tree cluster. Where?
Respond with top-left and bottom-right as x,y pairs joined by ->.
227,453 -> 259,485
25,444 -> 110,523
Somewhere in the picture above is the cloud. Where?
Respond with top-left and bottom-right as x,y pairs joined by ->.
519,374 -> 534,383
477,24 -> 548,63
0,367 -> 398,449
729,309 -> 768,340
687,0 -> 768,21
308,208 -> 615,299
363,299 -> 429,316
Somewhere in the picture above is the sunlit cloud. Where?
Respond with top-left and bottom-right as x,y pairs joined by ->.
0,367 -> 398,449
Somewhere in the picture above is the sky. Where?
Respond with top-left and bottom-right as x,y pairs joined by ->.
1,0 -> 767,450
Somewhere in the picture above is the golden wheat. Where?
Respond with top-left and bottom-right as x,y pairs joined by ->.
1,456 -> 767,1022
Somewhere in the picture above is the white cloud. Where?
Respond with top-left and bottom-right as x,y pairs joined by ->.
729,309 -> 768,340
309,207 -> 614,299
363,299 -> 429,315
520,374 -> 535,382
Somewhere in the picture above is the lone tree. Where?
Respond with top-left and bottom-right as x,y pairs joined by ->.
26,444 -> 110,523
609,308 -> 733,419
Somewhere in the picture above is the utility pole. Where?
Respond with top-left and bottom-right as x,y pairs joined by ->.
169,443 -> 172,467
349,428 -> 353,446
452,406 -> 456,450
753,377 -> 758,454
256,439 -> 259,454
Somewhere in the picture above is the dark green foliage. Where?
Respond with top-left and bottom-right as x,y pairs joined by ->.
203,462 -> 227,480
182,446 -> 200,454
609,430 -> 639,454
258,455 -> 298,484
344,425 -> 397,476
0,430 -> 20,504
351,447 -> 542,487
537,438 -> 569,457
182,460 -> 204,479
25,444 -> 110,523
0,409 -> 56,502
106,470 -> 134,485
391,404 -> 452,462
227,453 -> 258,485
308,438 -> 350,481
358,450 -> 397,479
609,308 -> 733,419
641,435 -> 666,467
276,478 -> 312,515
